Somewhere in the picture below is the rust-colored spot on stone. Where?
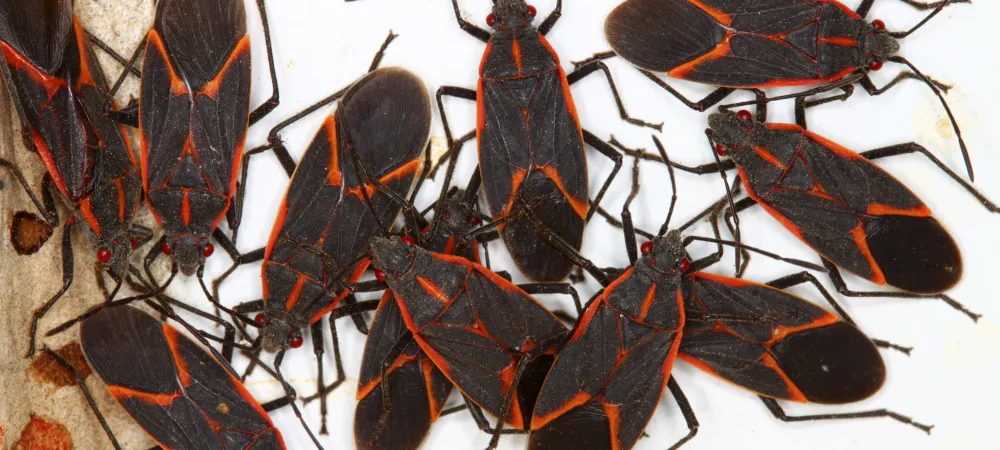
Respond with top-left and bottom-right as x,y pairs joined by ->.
30,342 -> 91,387
12,414 -> 72,450
10,211 -> 53,255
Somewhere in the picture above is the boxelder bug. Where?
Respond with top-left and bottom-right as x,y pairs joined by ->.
46,305 -> 288,450
105,0 -> 281,278
437,0 -> 662,282
0,0 -> 149,357
526,142 -> 929,449
591,0 -> 974,180
351,174 -> 489,449
331,135 -> 589,449
211,36 -> 426,433
623,108 -> 998,320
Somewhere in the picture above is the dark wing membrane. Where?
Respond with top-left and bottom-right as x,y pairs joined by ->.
531,296 -> 679,450
864,215 -> 960,293
337,68 -> 431,188
154,0 -> 247,90
682,274 -> 885,403
683,33 -> 817,86
0,0 -> 72,73
605,0 -> 726,72
501,171 -> 584,281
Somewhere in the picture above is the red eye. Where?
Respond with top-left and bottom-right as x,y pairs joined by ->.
640,241 -> 653,255
868,60 -> 884,71
161,242 -> 172,255
375,269 -> 386,281
202,243 -> 215,257
527,5 -> 537,17
737,110 -> 753,121
472,217 -> 481,225
486,14 -> 496,27
402,236 -> 415,246
254,314 -> 264,324
872,19 -> 885,31
289,336 -> 304,349
679,258 -> 690,272
97,248 -> 112,263
714,144 -> 728,156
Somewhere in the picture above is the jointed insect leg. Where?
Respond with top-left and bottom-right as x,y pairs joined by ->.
248,0 -> 281,125
537,0 -> 563,36
449,0 -> 492,43
638,70 -> 736,112
859,143 -> 999,213
26,223 -> 75,357
0,160 -> 59,226
822,259 -> 981,322
518,283 -> 583,315
45,348 -> 123,450
758,396 -> 932,433
663,376 -> 700,450
567,62 -> 662,131
765,271 -> 913,355
583,130 -> 623,224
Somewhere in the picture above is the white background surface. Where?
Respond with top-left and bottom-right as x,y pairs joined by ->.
161,0 -> 1000,449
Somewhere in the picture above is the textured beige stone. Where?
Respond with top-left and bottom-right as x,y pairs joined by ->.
1,1 -> 154,449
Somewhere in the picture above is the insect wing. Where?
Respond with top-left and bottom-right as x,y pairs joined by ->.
80,306 -> 284,449
680,273 -> 885,404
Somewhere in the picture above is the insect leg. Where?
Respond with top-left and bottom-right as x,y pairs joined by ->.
663,376 -> 700,450
639,69 -> 736,112
582,130 -> 624,224
45,348 -> 123,450
822,259 -> 980,322
26,222 -> 74,357
766,271 -> 913,354
567,61 -> 662,130
537,0 -> 563,35
759,396 -> 932,433
859,143 -> 999,213
248,0 -> 281,125
449,0 -> 492,43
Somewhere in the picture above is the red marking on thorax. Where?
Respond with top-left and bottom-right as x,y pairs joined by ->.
416,276 -> 454,304
753,145 -> 787,170
511,38 -> 523,76
820,36 -> 858,46
181,189 -> 191,226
